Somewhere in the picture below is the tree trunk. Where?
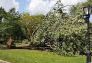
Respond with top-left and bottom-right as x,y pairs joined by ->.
6,36 -> 13,49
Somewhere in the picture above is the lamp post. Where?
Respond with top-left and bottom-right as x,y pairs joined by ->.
83,6 -> 92,63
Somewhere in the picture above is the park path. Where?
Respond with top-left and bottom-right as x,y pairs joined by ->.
0,60 -> 10,63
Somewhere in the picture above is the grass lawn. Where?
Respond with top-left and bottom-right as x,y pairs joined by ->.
0,49 -> 86,63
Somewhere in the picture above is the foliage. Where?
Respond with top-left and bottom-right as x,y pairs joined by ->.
19,13 -> 44,41
29,0 -> 88,56
0,8 -> 24,45
0,0 -> 91,56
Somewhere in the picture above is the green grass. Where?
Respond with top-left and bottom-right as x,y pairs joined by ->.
0,49 -> 86,63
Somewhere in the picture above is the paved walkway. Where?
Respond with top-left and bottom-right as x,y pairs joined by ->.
0,60 -> 10,63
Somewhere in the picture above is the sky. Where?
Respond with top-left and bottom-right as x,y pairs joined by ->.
0,0 -> 87,15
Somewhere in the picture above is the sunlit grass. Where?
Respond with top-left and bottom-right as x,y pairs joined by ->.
0,49 -> 86,63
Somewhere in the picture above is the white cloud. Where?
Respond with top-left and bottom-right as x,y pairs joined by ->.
62,0 -> 87,13
0,0 -> 19,11
62,0 -> 87,5
28,0 -> 87,15
28,0 -> 57,15
89,14 -> 92,23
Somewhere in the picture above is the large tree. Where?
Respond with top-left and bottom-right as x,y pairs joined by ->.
30,0 -> 87,56
19,13 -> 44,43
0,8 -> 24,48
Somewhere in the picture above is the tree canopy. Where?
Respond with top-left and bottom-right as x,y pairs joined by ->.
0,0 -> 92,56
